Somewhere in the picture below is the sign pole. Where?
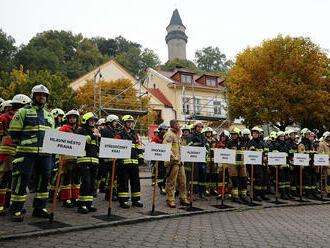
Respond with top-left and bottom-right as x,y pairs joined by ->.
221,164 -> 226,206
295,165 -> 309,202
151,160 -> 158,215
320,167 -> 323,200
50,157 -> 63,223
189,162 -> 194,209
108,159 -> 116,217
271,165 -> 285,204
248,164 -> 260,206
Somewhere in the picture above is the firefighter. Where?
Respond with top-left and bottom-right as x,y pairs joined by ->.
74,112 -> 100,214
248,127 -> 269,201
151,128 -> 159,186
151,123 -> 168,195
270,131 -> 293,199
227,128 -> 249,203
216,130 -> 230,199
51,108 -> 65,129
99,114 -> 119,201
287,129 -> 299,197
96,118 -> 106,130
180,125 -> 191,190
0,94 -> 31,216
163,120 -> 189,208
58,110 -> 81,208
204,127 -> 217,196
115,115 -> 143,209
187,121 -> 208,200
319,132 -> 330,197
1,101 -> 13,114
9,85 -> 54,222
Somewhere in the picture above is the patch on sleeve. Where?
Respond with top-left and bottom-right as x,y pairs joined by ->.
165,137 -> 172,143
14,115 -> 20,121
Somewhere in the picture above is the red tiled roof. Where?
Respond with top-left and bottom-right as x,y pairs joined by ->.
148,88 -> 173,107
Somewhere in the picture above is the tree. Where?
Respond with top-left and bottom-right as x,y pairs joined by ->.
195,46 -> 232,73
160,58 -> 202,74
0,29 -> 17,73
0,66 -> 78,110
227,35 -> 330,130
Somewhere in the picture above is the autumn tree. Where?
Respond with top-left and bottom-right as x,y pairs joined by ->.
227,35 -> 330,130
76,78 -> 156,135
161,58 -> 203,74
195,46 -> 232,73
0,66 -> 78,110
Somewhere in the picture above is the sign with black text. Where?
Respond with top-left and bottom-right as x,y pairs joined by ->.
99,138 -> 132,159
42,129 -> 86,157
214,149 -> 236,164
314,154 -> 329,166
181,146 -> 206,163
268,152 -> 287,165
293,153 -> 309,166
144,143 -> 171,161
244,151 -> 263,165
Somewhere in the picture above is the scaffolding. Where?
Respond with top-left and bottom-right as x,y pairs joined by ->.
93,69 -> 151,140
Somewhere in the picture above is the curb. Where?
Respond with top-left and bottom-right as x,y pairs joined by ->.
1,200 -> 329,241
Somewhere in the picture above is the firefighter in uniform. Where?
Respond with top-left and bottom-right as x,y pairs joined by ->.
163,120 -> 189,208
319,132 -> 330,196
99,114 -> 119,201
75,112 -> 100,214
151,123 -> 168,195
58,110 -> 80,208
9,85 -> 55,222
115,115 -> 143,209
204,127 -> 217,196
0,94 -> 31,216
248,127 -> 269,201
287,129 -> 299,197
187,121 -> 209,200
151,128 -> 159,186
180,125 -> 190,191
216,130 -> 230,199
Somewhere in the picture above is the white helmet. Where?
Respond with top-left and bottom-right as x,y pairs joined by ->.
181,125 -> 190,131
221,130 -> 230,137
0,100 -> 12,112
106,114 -> 119,123
96,118 -> 106,126
31,84 -> 49,98
51,108 -> 65,118
322,131 -> 330,139
204,127 -> 213,133
0,98 -> 4,105
11,94 -> 31,105
212,130 -> 217,136
65,110 -> 80,118
277,131 -> 285,137
242,128 -> 251,136
301,128 -> 311,137
287,129 -> 296,136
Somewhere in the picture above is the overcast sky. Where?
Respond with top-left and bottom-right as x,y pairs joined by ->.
1,0 -> 329,63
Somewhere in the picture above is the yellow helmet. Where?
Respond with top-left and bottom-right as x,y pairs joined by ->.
230,127 -> 241,136
270,131 -> 277,141
122,115 -> 134,122
81,112 -> 98,125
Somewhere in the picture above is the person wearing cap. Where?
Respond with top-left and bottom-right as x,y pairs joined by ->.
9,85 -> 54,222
151,123 -> 168,195
319,132 -> 330,197
99,114 -> 119,201
74,112 -> 100,214
114,115 -> 143,209
58,110 -> 81,208
0,94 -> 31,216
187,121 -> 209,200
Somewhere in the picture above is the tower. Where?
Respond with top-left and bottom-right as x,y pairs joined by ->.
165,9 -> 188,61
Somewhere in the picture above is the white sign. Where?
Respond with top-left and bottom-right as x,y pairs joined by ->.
42,129 -> 87,157
314,154 -> 329,166
244,151 -> 263,165
293,153 -> 310,166
144,143 -> 171,162
181,146 -> 206,163
99,138 -> 132,159
214,149 -> 236,164
268,152 -> 287,165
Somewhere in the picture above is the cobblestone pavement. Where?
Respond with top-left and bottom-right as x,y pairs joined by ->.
0,168 -> 329,242
2,204 -> 330,248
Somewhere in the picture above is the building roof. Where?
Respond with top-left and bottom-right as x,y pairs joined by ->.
148,88 -> 173,107
169,9 -> 185,27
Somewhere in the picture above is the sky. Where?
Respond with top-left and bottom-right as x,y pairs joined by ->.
1,0 -> 329,63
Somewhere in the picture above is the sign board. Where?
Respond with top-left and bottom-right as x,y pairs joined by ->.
144,143 -> 171,162
244,151 -> 263,165
293,153 -> 309,166
181,146 -> 206,163
42,129 -> 87,157
314,154 -> 329,166
268,152 -> 287,165
214,149 -> 236,164
99,138 -> 132,159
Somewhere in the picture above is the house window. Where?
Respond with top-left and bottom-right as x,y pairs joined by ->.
182,97 -> 190,114
206,78 -> 216,87
181,74 -> 192,83
194,98 -> 201,114
213,101 -> 222,116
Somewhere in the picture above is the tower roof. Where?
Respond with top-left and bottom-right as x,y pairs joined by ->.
169,9 -> 185,27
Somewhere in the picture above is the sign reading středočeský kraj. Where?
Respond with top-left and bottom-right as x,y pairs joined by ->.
99,138 -> 132,159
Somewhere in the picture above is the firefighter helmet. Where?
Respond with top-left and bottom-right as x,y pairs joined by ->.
11,94 -> 31,105
81,112 -> 98,125
122,115 -> 134,122
31,84 -> 49,98
158,123 -> 168,130
106,114 -> 119,123
65,110 -> 80,118
96,118 -> 106,126
51,108 -> 65,118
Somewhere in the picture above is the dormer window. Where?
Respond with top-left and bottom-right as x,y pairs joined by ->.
181,74 -> 192,83
206,78 -> 216,87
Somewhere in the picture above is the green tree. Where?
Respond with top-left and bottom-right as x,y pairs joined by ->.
0,29 -> 17,73
160,58 -> 202,74
227,35 -> 330,130
0,66 -> 78,110
195,46 -> 232,73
